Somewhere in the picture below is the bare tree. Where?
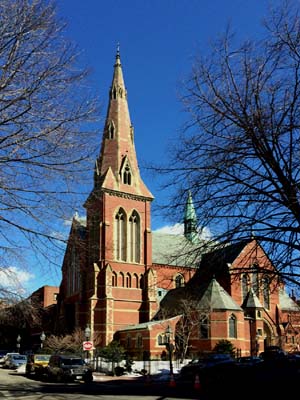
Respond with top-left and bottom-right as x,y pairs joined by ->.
0,0 -> 100,300
157,1 -> 300,290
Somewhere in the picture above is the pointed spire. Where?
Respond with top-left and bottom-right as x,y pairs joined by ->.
184,190 -> 198,243
93,49 -> 153,200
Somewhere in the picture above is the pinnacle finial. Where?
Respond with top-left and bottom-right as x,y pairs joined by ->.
115,43 -> 121,66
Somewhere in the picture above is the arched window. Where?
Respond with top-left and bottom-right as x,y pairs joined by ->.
175,274 -> 184,288
123,163 -> 131,185
68,246 -> 80,295
136,334 -> 143,348
242,273 -> 249,301
126,273 -> 131,288
229,314 -> 237,338
112,272 -> 117,287
108,121 -> 115,139
133,273 -> 139,288
139,274 -> 145,289
199,315 -> 209,338
252,264 -> 259,297
157,334 -> 164,346
119,272 -> 125,287
262,276 -> 270,309
114,208 -> 127,261
126,335 -> 132,348
129,211 -> 140,263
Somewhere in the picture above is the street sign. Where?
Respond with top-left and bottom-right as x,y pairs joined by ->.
83,341 -> 93,351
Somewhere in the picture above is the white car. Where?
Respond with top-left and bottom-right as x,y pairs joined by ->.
3,353 -> 27,369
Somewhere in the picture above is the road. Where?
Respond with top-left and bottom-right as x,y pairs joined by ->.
0,368 -> 202,400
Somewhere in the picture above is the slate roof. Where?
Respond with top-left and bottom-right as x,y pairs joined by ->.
197,279 -> 243,311
279,289 -> 300,311
152,231 -> 205,268
156,278 -> 242,319
242,288 -> 264,309
200,240 -> 252,269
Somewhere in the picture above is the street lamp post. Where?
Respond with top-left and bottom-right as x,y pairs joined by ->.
165,325 -> 174,377
40,331 -> 46,351
85,325 -> 91,363
16,335 -> 21,353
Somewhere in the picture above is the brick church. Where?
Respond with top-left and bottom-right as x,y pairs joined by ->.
56,49 -> 300,360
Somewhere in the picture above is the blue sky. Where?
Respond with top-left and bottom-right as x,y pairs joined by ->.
9,0 -> 284,294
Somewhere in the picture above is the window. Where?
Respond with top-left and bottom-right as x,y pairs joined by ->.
252,264 -> 259,297
199,315 -> 209,339
157,334 -> 164,345
112,272 -> 117,287
123,163 -> 131,185
114,208 -> 127,261
67,246 -> 80,296
262,276 -> 270,309
175,274 -> 184,288
108,121 -> 115,139
126,273 -> 131,288
241,273 -> 249,301
119,272 -> 125,287
126,335 -> 132,348
229,314 -> 237,338
129,211 -> 140,263
136,334 -> 143,348
133,273 -> 139,288
139,274 -> 145,289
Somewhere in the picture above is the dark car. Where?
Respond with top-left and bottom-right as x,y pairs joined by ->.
259,346 -> 287,361
46,354 -> 93,383
236,356 -> 263,366
178,353 -> 235,382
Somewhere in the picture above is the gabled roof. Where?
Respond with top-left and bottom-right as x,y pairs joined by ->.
279,289 -> 300,312
200,240 -> 252,268
198,279 -> 243,311
152,231 -> 202,267
242,288 -> 264,309
156,278 -> 242,318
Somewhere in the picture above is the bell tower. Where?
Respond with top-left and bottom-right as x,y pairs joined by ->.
84,48 -> 155,345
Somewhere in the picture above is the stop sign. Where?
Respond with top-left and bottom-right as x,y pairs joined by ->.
83,341 -> 93,351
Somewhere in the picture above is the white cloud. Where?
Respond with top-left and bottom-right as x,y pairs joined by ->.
0,267 -> 35,294
154,223 -> 184,235
154,223 -> 212,239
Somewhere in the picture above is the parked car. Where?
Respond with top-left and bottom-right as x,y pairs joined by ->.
26,354 -> 51,378
46,354 -> 93,383
178,353 -> 235,381
236,356 -> 263,366
0,351 -> 10,366
3,353 -> 27,369
259,346 -> 287,361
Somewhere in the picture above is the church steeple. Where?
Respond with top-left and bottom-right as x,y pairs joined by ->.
94,47 -> 153,200
184,190 -> 198,243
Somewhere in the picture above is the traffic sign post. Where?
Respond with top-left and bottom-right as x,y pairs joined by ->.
83,341 -> 93,351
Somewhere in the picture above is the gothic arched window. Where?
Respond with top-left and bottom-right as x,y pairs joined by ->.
126,273 -> 131,288
199,315 -> 209,339
175,274 -> 184,288
129,211 -> 140,263
229,314 -> 237,338
262,276 -> 270,309
123,163 -> 131,185
114,208 -> 127,261
108,121 -> 115,139
252,264 -> 259,297
242,273 -> 249,301
112,272 -> 117,287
